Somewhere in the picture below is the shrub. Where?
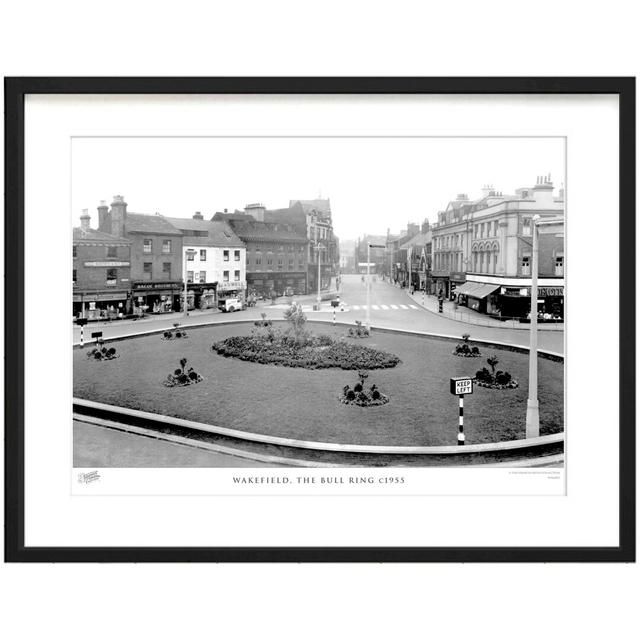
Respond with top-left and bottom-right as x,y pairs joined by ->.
471,346 -> 480,355
346,390 -> 356,401
496,371 -> 512,385
475,367 -> 492,383
354,383 -> 363,393
371,389 -> 381,400
164,357 -> 203,387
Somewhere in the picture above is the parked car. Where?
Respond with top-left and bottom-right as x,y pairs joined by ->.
217,297 -> 246,313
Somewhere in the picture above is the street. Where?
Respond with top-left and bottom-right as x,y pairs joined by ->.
73,274 -> 564,354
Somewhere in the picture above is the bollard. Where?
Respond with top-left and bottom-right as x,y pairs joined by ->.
458,395 -> 465,445
80,325 -> 84,348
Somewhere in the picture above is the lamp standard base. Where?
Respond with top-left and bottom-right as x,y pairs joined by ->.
525,399 -> 540,439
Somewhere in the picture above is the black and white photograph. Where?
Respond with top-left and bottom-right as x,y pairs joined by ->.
71,136 -> 565,473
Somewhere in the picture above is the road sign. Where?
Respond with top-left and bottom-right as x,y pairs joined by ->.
450,377 -> 473,395
76,318 -> 88,326
91,331 -> 103,339
330,300 -> 339,307
368,243 -> 386,249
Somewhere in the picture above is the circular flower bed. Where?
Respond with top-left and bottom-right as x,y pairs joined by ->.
164,358 -> 203,387
212,335 -> 400,370
161,323 -> 188,340
452,333 -> 481,358
86,340 -> 119,361
340,371 -> 389,406
474,356 -> 519,389
347,320 -> 370,339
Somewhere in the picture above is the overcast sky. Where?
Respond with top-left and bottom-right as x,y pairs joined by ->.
72,137 -> 565,240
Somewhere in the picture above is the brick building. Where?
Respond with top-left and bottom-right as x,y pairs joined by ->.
97,196 -> 184,313
213,205 -> 309,297
73,210 -> 132,320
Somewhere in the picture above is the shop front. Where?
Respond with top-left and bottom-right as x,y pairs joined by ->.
497,285 -> 564,321
247,273 -> 306,298
187,282 -> 219,310
449,272 -> 466,301
453,281 -> 500,314
131,280 -> 182,315
73,290 -> 130,321
217,279 -> 247,303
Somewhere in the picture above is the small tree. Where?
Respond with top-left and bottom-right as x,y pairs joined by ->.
487,355 -> 499,375
462,333 -> 471,343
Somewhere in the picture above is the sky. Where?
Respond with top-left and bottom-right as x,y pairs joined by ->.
72,137 -> 565,241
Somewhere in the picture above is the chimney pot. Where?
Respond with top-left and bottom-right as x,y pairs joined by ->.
80,209 -> 91,231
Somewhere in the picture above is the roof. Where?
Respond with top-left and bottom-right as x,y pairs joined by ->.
211,212 -> 255,222
73,227 -> 131,244
228,220 -> 308,243
125,213 -> 182,235
163,217 -> 245,247
290,198 -> 331,213
263,202 -> 306,227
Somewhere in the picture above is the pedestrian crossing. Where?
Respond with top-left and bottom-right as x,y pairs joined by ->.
349,304 -> 419,311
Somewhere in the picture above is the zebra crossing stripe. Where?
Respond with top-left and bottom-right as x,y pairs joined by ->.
399,304 -> 408,309
380,305 -> 389,309
390,304 -> 399,309
371,305 -> 380,310
409,305 -> 418,309
352,305 -> 360,310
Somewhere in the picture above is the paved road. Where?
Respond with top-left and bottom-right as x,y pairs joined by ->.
74,420 -> 282,467
73,274 -> 563,353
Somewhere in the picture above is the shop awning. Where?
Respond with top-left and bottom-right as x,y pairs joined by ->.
455,282 -> 500,299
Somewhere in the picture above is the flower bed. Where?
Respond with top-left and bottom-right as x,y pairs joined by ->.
452,333 -> 481,358
212,335 -> 400,370
86,339 -> 119,361
474,356 -> 519,390
161,323 -> 188,340
346,320 -> 370,339
163,358 -> 203,387
340,371 -> 389,406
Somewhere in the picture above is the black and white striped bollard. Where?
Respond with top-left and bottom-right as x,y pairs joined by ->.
450,376 -> 473,446
77,317 -> 88,348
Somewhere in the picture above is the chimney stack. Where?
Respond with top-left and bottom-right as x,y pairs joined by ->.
245,202 -> 266,222
80,209 -> 91,232
193,211 -> 204,220
97,200 -> 109,232
110,195 -> 127,237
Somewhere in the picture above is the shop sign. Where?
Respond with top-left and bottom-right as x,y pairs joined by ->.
218,280 -> 246,291
84,261 -> 130,267
132,281 -> 181,291
538,287 -> 563,297
73,292 -> 128,302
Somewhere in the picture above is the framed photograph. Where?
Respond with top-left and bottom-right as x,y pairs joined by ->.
4,77 -> 635,562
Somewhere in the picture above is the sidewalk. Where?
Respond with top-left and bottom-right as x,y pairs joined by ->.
404,288 -> 564,332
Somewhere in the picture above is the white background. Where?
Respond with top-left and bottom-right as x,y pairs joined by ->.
1,1 -> 638,639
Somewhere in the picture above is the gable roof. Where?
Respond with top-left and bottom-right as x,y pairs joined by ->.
73,227 -> 131,245
399,232 -> 432,250
263,202 -> 306,227
228,220 -> 308,243
125,213 -> 182,235
212,212 -> 255,222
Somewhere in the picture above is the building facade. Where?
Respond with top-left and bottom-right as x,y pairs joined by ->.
97,196 -> 184,313
73,210 -> 132,320
430,177 -> 565,319
213,206 -> 309,297
165,213 -> 246,308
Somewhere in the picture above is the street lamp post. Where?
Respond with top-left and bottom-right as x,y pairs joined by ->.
183,248 -> 197,318
366,242 -> 386,331
525,215 -> 541,438
316,243 -> 325,308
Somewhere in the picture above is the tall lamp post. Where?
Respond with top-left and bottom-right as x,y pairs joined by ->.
183,248 -> 197,318
367,242 -> 386,331
525,215 -> 564,438
316,243 -> 325,308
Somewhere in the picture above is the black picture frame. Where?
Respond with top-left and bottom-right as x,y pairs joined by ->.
4,77 -> 635,563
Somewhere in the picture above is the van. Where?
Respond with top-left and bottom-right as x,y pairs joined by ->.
217,297 -> 246,313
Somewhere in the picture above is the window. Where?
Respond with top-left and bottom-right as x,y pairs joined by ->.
107,246 -> 117,258
199,271 -> 206,283
522,218 -> 532,236
234,270 -> 240,281
186,270 -> 194,283
143,262 -> 152,280
106,268 -> 117,285
187,251 -> 194,261
143,239 -> 152,253
162,239 -> 172,254
555,256 -> 564,276
278,257 -> 283,265
223,270 -> 229,282
234,250 -> 240,261
521,255 -> 531,276
73,245 -> 77,258
223,250 -> 229,261
72,269 -> 77,285
267,257 -> 273,265
255,257 -> 262,265
162,262 -> 171,278
200,249 -> 207,261
494,221 -> 499,236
